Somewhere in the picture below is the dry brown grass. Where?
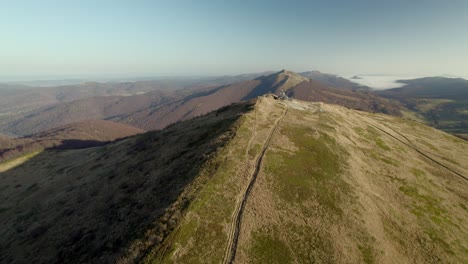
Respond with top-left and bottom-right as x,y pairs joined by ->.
153,96 -> 467,263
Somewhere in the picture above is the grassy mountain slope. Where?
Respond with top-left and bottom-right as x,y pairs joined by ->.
144,96 -> 467,263
378,77 -> 468,139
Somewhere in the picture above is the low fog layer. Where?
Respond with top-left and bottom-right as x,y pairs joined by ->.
343,75 -> 421,90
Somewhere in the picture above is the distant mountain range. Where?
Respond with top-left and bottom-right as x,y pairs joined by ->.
382,77 -> 468,100
378,77 -> 468,139
0,70 -> 401,136
0,70 -> 467,140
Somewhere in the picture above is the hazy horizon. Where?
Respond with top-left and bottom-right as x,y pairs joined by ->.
2,1 -> 467,79
2,70 -> 467,90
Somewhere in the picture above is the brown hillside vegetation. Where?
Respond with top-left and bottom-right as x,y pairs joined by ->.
122,70 -> 402,130
0,134 -> 16,149
0,74 -> 268,136
0,120 -> 144,162
0,70 -> 401,136
1,97 -> 466,264
0,88 -> 191,136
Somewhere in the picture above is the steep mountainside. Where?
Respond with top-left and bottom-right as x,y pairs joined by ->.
0,101 -> 252,264
122,70 -> 402,130
1,96 -> 466,263
0,120 -> 144,162
378,77 -> 468,139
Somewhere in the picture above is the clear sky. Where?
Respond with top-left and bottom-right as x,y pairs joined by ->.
1,0 -> 467,80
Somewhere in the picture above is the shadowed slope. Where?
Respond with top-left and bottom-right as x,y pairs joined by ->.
0,120 -> 144,162
0,101 -> 254,264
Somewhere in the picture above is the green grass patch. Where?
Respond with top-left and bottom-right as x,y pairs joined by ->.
286,224 -> 336,263
249,230 -> 292,264
424,228 -> 454,255
411,168 -> 426,178
265,125 -> 349,219
369,152 -> 399,166
358,244 -> 375,264
459,203 -> 467,211
399,185 -> 453,228
353,126 -> 391,150
375,138 -> 391,150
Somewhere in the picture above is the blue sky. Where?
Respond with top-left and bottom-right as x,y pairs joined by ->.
1,0 -> 467,79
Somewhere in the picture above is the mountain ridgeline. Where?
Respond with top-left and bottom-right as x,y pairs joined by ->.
0,70 -> 402,136
118,70 -> 402,131
0,96 -> 466,263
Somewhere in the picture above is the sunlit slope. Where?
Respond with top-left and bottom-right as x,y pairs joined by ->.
148,96 -> 468,263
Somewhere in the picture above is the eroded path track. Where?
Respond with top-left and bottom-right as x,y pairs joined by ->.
223,103 -> 288,264
371,124 -> 468,182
